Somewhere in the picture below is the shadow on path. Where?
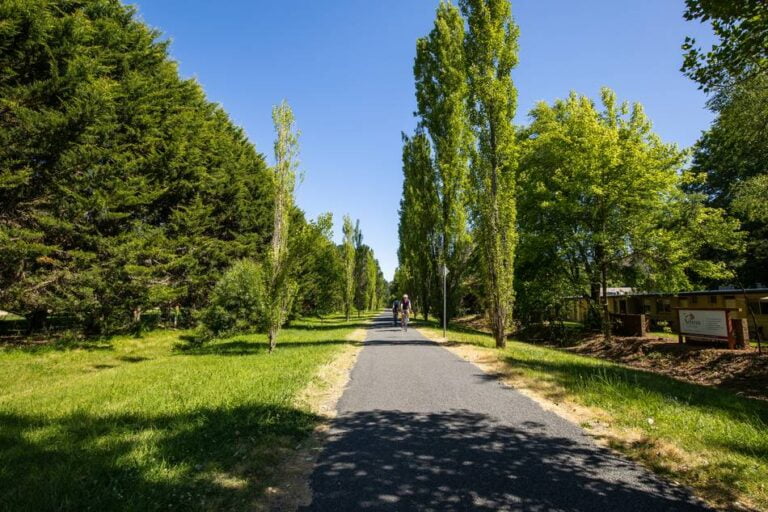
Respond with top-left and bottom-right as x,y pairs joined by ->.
303,409 -> 707,511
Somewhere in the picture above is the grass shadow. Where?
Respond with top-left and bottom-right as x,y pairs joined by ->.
0,403 -> 321,511
175,339 -> 353,356
287,321 -> 373,332
117,355 -> 150,363
0,337 -> 115,354
91,364 -> 117,370
502,353 -> 768,434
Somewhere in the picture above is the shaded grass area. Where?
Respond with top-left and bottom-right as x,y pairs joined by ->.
0,313 -> 374,511
421,324 -> 768,510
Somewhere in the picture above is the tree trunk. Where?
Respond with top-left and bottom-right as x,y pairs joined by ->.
132,307 -> 143,337
493,308 -> 506,348
587,282 -> 602,329
26,309 -> 47,335
490,268 -> 507,349
740,284 -> 763,353
268,329 -> 277,353
600,264 -> 612,343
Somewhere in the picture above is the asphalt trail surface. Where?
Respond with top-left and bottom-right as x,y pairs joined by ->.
301,314 -> 708,511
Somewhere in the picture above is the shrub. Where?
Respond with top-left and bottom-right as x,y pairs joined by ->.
199,260 -> 265,338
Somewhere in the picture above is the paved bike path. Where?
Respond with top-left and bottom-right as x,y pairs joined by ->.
302,314 -> 708,511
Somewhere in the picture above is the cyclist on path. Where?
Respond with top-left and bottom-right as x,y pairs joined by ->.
392,298 -> 400,327
400,294 -> 412,332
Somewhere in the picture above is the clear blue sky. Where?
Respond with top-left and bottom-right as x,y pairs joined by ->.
131,0 -> 716,281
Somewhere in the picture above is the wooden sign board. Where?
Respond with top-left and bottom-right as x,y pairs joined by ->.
675,307 -> 738,349
678,309 -> 728,339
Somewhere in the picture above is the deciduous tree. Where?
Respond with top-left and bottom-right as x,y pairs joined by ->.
264,101 -> 299,352
341,215 -> 356,321
520,89 -> 742,340
397,131 -> 440,320
414,1 -> 473,320
461,0 -> 520,348
687,74 -> 768,286
682,0 -> 768,93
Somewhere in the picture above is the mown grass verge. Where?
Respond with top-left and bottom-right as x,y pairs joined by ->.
0,313 -> 374,511
420,324 -> 768,511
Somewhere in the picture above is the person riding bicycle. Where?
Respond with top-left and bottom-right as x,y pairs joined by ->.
392,299 -> 400,327
400,294 -> 412,332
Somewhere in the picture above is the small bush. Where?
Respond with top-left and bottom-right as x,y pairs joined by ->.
199,259 -> 266,338
655,320 -> 673,334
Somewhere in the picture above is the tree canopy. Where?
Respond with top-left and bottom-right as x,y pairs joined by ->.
683,2 -> 768,287
0,0 -> 386,337
398,130 -> 440,319
519,89 -> 741,338
395,0 -> 742,343
0,0 -> 274,332
414,1 -> 473,320
682,0 -> 768,92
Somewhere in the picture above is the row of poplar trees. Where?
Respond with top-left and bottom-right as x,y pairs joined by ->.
397,0 -> 745,345
0,0 -> 385,339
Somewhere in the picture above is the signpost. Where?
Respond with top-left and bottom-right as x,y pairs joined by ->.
442,264 -> 448,339
676,307 -> 739,349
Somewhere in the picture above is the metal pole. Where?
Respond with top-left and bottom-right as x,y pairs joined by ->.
443,264 -> 448,339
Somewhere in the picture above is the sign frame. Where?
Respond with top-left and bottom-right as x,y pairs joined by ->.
673,307 -> 740,349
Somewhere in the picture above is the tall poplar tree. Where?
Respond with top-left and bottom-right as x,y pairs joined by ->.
352,221 -> 370,316
341,215 -> 356,321
398,131 -> 440,320
414,1 -> 473,320
264,101 -> 299,352
461,0 -> 520,348
365,251 -> 378,311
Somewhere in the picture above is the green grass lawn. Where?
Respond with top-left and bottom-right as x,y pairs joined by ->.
0,313 -> 372,511
421,324 -> 768,510
647,329 -> 678,340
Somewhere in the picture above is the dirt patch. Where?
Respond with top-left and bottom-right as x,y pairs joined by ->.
450,314 -> 492,333
568,337 -> 768,401
256,327 -> 366,512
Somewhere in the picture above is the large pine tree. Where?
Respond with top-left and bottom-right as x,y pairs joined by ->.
0,0 -> 273,333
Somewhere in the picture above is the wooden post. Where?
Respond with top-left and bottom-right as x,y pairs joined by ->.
726,311 -> 735,350
731,317 -> 749,350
